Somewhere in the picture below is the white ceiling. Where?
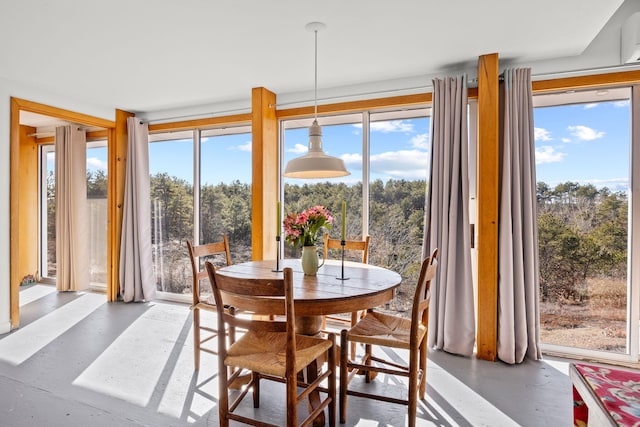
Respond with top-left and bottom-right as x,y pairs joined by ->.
0,0 -> 629,121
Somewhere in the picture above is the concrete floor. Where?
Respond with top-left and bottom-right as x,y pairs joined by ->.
0,285 -> 573,426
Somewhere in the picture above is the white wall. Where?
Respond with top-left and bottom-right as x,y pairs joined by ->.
0,77 -> 113,334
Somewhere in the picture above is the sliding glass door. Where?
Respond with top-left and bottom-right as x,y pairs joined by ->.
534,87 -> 638,361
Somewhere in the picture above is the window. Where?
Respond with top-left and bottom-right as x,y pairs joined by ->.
281,108 -> 430,316
39,140 -> 108,287
148,126 -> 252,301
533,87 -> 636,360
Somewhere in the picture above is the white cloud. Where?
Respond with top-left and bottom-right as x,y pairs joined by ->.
535,146 -> 566,164
411,133 -> 429,149
87,157 -> 107,170
369,120 -> 415,133
561,138 -> 571,143
237,141 -> 252,152
341,149 -> 429,179
228,141 -> 252,152
567,125 -> 604,141
371,149 -> 429,179
614,100 -> 630,108
534,127 -> 552,141
287,143 -> 308,154
583,103 -> 598,110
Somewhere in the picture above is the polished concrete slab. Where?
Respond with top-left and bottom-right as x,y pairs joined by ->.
0,285 -> 573,426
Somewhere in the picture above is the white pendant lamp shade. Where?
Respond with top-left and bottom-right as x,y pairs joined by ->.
283,119 -> 350,178
283,22 -> 350,179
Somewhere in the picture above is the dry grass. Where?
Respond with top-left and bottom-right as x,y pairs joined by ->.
540,277 -> 627,352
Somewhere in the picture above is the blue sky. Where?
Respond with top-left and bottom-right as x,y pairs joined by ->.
534,99 -> 630,192
80,98 -> 631,193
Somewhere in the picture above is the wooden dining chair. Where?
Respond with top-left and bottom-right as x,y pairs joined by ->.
205,262 -> 337,427
322,234 -> 370,358
339,248 -> 438,427
186,237 -> 232,370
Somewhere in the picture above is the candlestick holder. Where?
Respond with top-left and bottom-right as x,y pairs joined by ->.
273,235 -> 283,272
337,239 -> 349,281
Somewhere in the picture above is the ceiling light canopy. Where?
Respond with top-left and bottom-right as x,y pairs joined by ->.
283,22 -> 350,179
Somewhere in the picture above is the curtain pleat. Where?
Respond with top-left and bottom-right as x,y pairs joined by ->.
424,75 -> 475,357
55,126 -> 89,291
119,118 -> 156,302
497,68 -> 541,364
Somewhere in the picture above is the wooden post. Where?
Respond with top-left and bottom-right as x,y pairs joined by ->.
251,87 -> 278,261
476,53 -> 499,361
108,109 -> 133,301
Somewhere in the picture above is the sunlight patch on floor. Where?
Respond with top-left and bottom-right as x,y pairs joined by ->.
73,302 -> 193,408
426,359 -> 521,426
542,358 -> 571,375
0,292 -> 105,365
19,284 -> 56,307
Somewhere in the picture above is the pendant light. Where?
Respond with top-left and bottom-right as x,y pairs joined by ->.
283,22 -> 350,179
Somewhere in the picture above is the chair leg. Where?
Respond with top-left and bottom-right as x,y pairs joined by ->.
349,312 -> 358,360
364,344 -> 373,383
407,345 -> 420,427
193,307 -> 200,370
419,337 -> 427,399
252,371 -> 260,408
339,330 -> 349,424
328,333 -> 337,427
218,360 -> 230,427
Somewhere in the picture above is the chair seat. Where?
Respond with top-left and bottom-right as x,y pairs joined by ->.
226,330 -> 333,378
348,312 -> 427,350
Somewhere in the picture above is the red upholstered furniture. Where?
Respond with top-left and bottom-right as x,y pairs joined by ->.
571,362 -> 640,426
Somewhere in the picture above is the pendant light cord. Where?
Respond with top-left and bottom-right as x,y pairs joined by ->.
314,29 -> 318,120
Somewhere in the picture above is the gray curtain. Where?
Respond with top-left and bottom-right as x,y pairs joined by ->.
424,75 -> 475,356
55,125 -> 89,291
497,68 -> 541,364
119,117 -> 156,302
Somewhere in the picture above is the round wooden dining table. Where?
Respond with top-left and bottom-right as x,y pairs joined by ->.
215,258 -> 402,426
215,258 -> 402,334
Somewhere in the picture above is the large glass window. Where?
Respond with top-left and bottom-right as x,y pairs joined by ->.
149,133 -> 194,296
533,88 -> 634,358
149,126 -> 252,300
86,141 -> 108,286
39,139 -> 108,287
281,108 -> 430,317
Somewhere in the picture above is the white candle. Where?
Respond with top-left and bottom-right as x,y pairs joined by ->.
276,201 -> 281,237
341,201 -> 346,241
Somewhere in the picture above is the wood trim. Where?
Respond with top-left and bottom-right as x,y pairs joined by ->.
148,113 -> 251,133
476,53 -> 499,361
276,93 -> 431,119
251,87 -> 278,261
9,98 -> 21,328
108,110 -> 133,301
10,97 -> 116,327
18,125 -> 39,286
532,70 -> 640,93
12,97 -> 114,129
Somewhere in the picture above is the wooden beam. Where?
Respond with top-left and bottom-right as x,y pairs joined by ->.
277,93 -> 431,119
107,110 -> 133,301
9,98 -> 21,328
18,125 -> 39,285
476,53 -> 500,361
12,97 -> 114,129
148,113 -> 251,133
532,70 -> 640,93
251,87 -> 278,261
